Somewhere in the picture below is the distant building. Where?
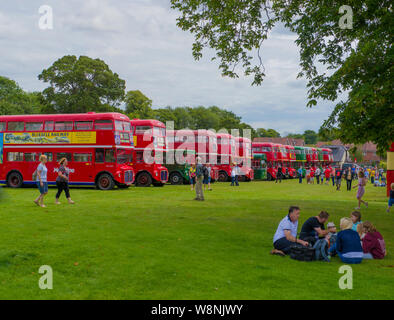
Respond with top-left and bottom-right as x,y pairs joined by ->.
253,137 -> 305,146
316,140 -> 382,165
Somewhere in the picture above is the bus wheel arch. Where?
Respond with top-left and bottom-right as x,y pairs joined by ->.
218,170 -> 229,182
169,171 -> 184,185
6,170 -> 24,188
95,172 -> 115,190
135,171 -> 153,187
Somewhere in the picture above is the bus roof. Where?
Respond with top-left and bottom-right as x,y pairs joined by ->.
130,119 -> 165,128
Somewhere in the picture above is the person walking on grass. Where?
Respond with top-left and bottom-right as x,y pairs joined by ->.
194,157 -> 204,201
324,166 -> 331,185
55,158 -> 75,205
315,167 -> 321,184
297,166 -> 303,184
387,183 -> 394,213
346,167 -> 353,191
34,154 -> 48,208
353,170 -> 368,210
335,166 -> 343,190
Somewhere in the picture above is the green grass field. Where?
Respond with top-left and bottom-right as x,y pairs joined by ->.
0,179 -> 393,300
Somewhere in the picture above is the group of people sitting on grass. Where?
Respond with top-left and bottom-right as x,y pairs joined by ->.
271,207 -> 386,263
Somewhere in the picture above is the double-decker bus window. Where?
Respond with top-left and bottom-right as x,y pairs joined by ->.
95,149 -> 104,163
136,151 -> 143,163
75,121 -> 93,130
7,152 -> 24,161
135,126 -> 151,134
116,149 -> 132,164
123,121 -> 131,132
45,121 -> 54,131
115,120 -> 123,131
56,152 -> 72,162
8,122 -> 24,131
95,120 -> 113,130
26,122 -> 43,131
25,153 -> 37,162
55,121 -> 73,131
0,122 -> 6,131
40,152 -> 53,162
74,153 -> 92,162
105,149 -> 115,163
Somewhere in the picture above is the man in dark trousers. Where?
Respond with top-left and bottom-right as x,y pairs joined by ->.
195,157 -> 204,201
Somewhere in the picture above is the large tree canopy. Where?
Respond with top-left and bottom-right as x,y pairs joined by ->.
170,0 -> 393,152
38,55 -> 126,114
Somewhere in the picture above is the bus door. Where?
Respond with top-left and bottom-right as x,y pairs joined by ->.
71,151 -> 94,183
95,148 -> 116,176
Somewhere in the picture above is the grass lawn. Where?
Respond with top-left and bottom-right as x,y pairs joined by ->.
0,179 -> 393,300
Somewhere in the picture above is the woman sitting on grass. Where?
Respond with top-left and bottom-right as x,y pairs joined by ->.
350,211 -> 362,232
361,221 -> 386,259
328,217 -> 363,264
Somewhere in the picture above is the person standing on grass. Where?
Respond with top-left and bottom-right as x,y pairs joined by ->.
331,167 -> 335,186
361,221 -> 386,259
315,167 -> 321,184
335,166 -> 343,190
230,162 -> 239,186
55,158 -> 75,205
271,206 -> 309,256
189,163 -> 196,191
297,166 -> 303,184
194,157 -> 204,201
346,167 -> 353,191
324,166 -> 331,185
276,163 -> 283,183
34,154 -> 48,208
328,217 -> 363,264
203,164 -> 212,191
353,170 -> 368,210
386,183 -> 394,213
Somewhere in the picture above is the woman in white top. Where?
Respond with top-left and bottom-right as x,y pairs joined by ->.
34,154 -> 48,208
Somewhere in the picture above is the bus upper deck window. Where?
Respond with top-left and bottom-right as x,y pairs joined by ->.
45,121 -> 54,131
8,122 -> 24,131
95,120 -> 113,130
115,120 -> 123,131
0,122 -> 5,131
26,122 -> 43,131
123,121 -> 131,132
75,121 -> 93,130
55,121 -> 73,131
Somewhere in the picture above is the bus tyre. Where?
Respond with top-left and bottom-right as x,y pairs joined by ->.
169,172 -> 184,185
136,172 -> 152,187
97,173 -> 115,190
218,171 -> 228,182
7,172 -> 23,188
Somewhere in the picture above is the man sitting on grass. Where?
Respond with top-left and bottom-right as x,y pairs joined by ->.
299,211 -> 335,245
271,206 -> 309,256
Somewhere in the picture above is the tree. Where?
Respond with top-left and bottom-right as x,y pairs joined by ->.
0,76 -> 43,115
38,55 -> 126,113
256,128 -> 280,137
303,130 -> 318,145
286,133 -> 304,139
125,90 -> 154,119
170,0 -> 393,153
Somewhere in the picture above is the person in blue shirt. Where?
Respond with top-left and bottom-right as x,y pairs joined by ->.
297,167 -> 303,184
328,217 -> 363,264
271,206 -> 309,256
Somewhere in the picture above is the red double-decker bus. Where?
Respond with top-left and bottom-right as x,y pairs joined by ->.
322,148 -> 333,166
252,142 -> 278,180
275,144 -> 288,177
193,130 -> 219,181
235,136 -> 254,181
216,133 -> 236,182
0,112 -> 134,190
130,119 -> 168,187
285,145 -> 297,178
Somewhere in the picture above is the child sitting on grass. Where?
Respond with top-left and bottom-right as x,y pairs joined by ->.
350,211 -> 362,232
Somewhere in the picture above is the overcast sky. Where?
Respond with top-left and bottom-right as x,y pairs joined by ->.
0,0 -> 336,135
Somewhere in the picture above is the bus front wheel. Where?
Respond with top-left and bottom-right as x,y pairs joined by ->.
218,171 -> 228,182
136,172 -> 152,187
169,172 -> 184,185
97,173 -> 115,190
7,172 -> 23,188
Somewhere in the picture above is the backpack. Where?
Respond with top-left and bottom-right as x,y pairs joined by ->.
203,166 -> 209,178
289,243 -> 316,262
32,169 -> 38,181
